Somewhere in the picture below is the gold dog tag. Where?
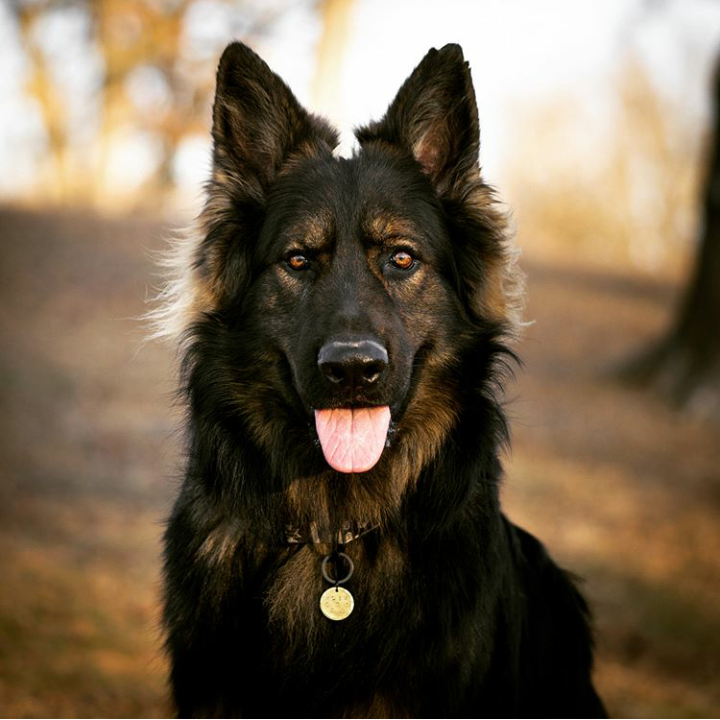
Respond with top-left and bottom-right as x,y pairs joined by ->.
319,586 -> 354,621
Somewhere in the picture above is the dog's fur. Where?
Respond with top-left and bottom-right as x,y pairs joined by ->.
159,42 -> 606,718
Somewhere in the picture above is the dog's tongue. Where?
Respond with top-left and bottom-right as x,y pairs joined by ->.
314,406 -> 391,474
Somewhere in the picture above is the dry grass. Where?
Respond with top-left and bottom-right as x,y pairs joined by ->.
0,206 -> 718,717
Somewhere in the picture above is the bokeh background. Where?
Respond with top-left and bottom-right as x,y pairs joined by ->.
1,0 -> 720,716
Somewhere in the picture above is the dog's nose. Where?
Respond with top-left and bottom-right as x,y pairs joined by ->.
318,339 -> 389,388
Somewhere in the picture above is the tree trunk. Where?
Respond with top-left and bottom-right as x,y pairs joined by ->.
622,59 -> 720,419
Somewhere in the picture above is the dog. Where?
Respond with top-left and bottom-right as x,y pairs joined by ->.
158,41 -> 606,718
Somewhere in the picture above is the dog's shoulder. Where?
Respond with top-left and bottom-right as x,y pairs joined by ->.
503,516 -> 608,717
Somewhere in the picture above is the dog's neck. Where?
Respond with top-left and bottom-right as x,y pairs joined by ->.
283,520 -> 381,547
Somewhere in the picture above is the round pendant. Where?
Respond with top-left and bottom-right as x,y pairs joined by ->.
319,586 -> 355,621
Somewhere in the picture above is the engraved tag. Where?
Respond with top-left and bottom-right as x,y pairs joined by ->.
319,586 -> 354,621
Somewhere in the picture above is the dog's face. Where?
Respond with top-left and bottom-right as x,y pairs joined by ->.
174,43 -> 518,484
253,147 -> 467,473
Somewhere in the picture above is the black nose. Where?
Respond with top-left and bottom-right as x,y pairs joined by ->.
318,339 -> 389,388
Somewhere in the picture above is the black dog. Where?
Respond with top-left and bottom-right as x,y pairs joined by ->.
160,41 -> 606,718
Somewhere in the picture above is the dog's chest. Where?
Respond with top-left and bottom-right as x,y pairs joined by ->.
262,539 -> 410,653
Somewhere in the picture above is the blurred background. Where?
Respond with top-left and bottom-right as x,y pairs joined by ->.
1,0 -> 719,716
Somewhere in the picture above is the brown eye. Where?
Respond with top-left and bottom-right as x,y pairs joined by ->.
390,250 -> 415,270
287,254 -> 309,271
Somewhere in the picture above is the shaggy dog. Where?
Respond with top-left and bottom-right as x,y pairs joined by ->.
158,41 -> 606,718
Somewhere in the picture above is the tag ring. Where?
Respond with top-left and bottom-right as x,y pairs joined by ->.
321,552 -> 354,585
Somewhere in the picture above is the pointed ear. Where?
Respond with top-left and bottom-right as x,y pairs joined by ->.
212,42 -> 338,191
356,44 -> 480,197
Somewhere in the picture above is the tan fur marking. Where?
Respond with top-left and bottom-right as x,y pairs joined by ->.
197,519 -> 241,566
366,214 -> 418,243
266,546 -> 324,648
212,167 -> 230,184
467,190 -> 526,337
289,209 -> 333,250
391,355 -> 460,487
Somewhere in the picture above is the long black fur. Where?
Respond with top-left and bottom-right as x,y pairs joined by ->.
161,42 -> 606,718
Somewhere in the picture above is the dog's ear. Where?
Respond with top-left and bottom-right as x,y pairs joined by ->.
212,42 -> 338,191
356,44 -> 480,197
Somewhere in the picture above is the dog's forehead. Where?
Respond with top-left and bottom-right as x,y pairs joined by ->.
263,153 -> 445,252
274,205 -> 422,249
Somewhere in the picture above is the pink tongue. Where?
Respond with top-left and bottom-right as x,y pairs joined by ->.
314,406 -> 391,474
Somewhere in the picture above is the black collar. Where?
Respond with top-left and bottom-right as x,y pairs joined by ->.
283,520 -> 380,546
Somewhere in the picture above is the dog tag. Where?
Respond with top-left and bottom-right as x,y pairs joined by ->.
319,586 -> 354,621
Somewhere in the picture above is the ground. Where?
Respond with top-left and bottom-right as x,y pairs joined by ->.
0,206 -> 718,717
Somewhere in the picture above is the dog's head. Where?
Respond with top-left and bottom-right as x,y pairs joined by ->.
160,43 -> 521,491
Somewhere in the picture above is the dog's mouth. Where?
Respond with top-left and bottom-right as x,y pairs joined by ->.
314,406 -> 391,474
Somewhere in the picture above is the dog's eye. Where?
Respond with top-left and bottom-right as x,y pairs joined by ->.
286,254 -> 309,271
390,250 -> 415,270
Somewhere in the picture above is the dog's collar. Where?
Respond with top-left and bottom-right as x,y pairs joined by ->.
283,520 -> 380,546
